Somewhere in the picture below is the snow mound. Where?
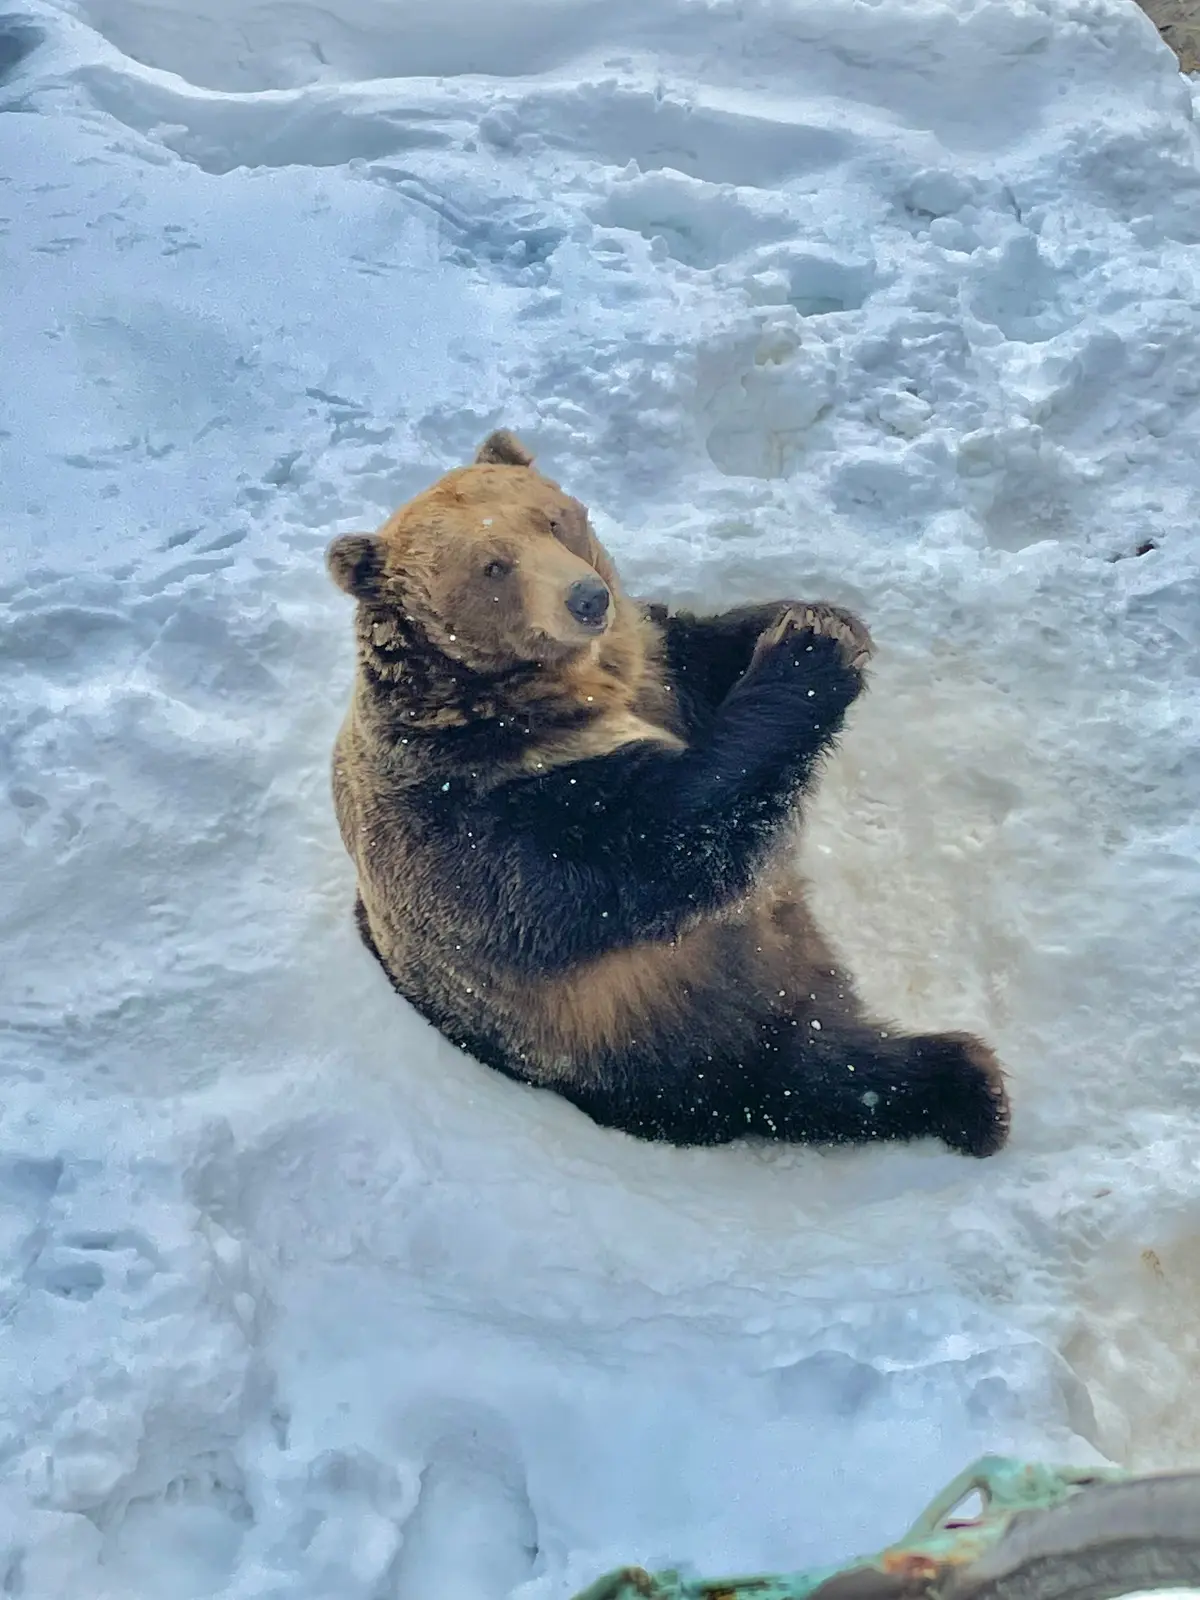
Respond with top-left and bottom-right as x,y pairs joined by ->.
2,0 -> 1200,1594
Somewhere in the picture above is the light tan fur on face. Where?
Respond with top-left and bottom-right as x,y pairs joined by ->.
329,445 -> 682,749
373,464 -> 621,669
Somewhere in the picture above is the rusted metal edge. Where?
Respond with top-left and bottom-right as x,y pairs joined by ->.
569,1456 -> 1200,1600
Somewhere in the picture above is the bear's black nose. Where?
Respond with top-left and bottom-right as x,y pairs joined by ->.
566,576 -> 610,626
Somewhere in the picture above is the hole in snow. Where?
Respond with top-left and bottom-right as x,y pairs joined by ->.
41,1261 -> 105,1301
1109,538 -> 1158,562
0,15 -> 43,86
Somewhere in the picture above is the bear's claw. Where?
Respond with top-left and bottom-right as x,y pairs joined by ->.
754,602 -> 875,674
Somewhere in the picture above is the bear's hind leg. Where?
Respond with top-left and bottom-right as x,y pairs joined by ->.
564,1024 -> 1009,1156
758,1023 -> 1010,1158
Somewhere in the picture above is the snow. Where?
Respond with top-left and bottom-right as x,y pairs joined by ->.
2,0 -> 1200,1593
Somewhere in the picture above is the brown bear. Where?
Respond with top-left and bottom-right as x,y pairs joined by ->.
326,430 -> 1010,1158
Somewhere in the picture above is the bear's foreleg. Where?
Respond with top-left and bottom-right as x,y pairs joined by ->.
660,601 -> 797,714
694,600 -> 872,786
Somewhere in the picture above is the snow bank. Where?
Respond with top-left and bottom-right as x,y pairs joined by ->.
2,0 -> 1200,1593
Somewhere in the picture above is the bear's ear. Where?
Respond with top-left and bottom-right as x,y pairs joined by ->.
327,533 -> 385,600
475,429 -> 534,467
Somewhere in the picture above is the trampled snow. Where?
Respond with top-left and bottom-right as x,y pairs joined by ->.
2,0 -> 1200,1594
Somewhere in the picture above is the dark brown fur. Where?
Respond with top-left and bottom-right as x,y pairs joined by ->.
327,432 -> 1011,1157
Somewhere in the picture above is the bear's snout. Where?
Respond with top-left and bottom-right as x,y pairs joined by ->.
565,576 -> 610,628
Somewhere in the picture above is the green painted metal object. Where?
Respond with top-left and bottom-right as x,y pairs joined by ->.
571,1455 -> 1200,1600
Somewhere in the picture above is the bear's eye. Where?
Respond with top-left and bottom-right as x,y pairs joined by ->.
483,559 -> 511,580
547,513 -> 587,556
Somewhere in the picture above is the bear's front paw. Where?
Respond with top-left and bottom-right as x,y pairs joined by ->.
751,602 -> 874,677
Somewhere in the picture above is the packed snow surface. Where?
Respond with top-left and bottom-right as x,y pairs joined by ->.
2,0 -> 1200,1593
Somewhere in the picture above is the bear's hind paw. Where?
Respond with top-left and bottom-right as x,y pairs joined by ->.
914,1031 -> 1011,1159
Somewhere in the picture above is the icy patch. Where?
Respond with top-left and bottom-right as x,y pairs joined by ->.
2,0 -> 1200,1595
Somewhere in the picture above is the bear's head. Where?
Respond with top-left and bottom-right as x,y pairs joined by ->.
327,431 -> 629,678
